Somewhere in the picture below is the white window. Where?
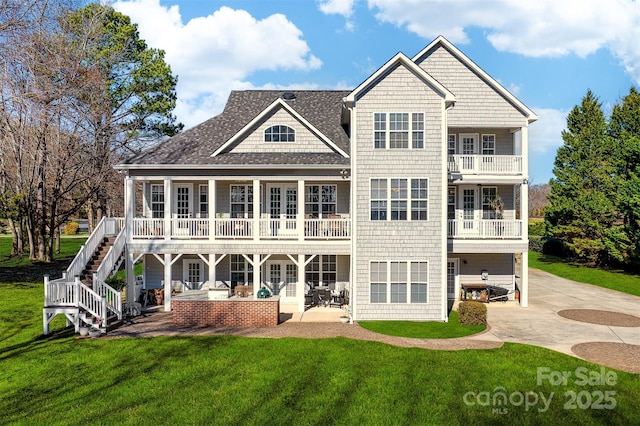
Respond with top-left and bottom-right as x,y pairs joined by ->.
150,184 -> 164,218
230,255 -> 253,287
482,134 -> 495,155
447,187 -> 456,220
305,185 -> 337,218
448,134 -> 456,155
482,187 -> 498,219
230,185 -> 255,218
374,112 -> 424,149
264,125 -> 295,142
305,255 -> 336,287
371,178 -> 428,221
199,185 -> 208,218
370,261 -> 428,304
183,259 -> 204,287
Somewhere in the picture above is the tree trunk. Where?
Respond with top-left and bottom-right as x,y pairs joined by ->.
8,218 -> 23,256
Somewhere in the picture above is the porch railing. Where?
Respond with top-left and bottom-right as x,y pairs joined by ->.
448,219 -> 523,239
130,216 -> 351,240
448,155 -> 522,175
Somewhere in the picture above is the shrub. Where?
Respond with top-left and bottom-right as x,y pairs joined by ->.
64,221 -> 79,235
529,235 -> 544,252
105,275 -> 126,291
458,301 -> 487,326
542,237 -> 568,257
528,220 -> 546,236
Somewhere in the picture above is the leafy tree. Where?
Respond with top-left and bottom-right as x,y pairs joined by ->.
545,90 -> 621,264
609,87 -> 640,267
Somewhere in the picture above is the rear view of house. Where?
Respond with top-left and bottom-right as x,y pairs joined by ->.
43,36 -> 536,333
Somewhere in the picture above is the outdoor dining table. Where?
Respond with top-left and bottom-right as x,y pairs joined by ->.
312,287 -> 331,306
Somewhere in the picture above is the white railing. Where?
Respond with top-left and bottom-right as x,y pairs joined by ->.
130,216 -> 351,240
304,218 -> 350,238
448,155 -> 522,175
448,219 -> 523,239
215,218 -> 253,238
78,280 -> 107,326
94,277 -> 122,320
171,218 -> 209,238
44,277 -> 107,327
132,218 -> 165,238
64,217 -> 122,280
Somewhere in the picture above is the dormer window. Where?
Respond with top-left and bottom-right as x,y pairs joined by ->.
264,125 -> 295,142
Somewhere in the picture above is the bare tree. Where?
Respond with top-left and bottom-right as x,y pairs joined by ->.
529,183 -> 551,218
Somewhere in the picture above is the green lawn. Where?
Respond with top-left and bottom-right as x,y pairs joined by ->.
359,311 -> 485,338
2,283 -> 639,425
529,251 -> 640,297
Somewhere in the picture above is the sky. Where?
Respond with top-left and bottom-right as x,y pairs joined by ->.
111,0 -> 640,184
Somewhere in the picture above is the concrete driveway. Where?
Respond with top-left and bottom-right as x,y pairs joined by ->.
470,268 -> 640,359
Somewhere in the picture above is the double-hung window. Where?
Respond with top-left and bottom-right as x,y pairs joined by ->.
371,178 -> 428,221
482,187 -> 498,219
230,255 -> 253,287
305,185 -> 337,218
305,255 -> 336,287
150,184 -> 164,218
482,134 -> 495,155
374,113 -> 424,149
230,185 -> 258,218
199,185 -> 208,218
370,261 -> 428,304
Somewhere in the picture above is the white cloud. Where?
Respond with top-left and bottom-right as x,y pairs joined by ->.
368,0 -> 640,84
529,108 -> 567,153
112,0 -> 322,128
318,0 -> 356,17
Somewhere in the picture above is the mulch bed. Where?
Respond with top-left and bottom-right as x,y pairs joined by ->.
572,342 -> 640,374
558,309 -> 640,327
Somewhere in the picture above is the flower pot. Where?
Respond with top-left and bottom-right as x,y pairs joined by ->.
79,326 -> 90,337
89,329 -> 102,338
339,317 -> 350,324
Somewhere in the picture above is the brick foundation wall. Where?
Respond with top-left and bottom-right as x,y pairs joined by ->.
172,297 -> 280,327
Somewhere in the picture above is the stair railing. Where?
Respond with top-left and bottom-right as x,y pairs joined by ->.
93,277 -> 123,320
65,217 -> 109,280
77,277 -> 108,328
94,225 -> 126,320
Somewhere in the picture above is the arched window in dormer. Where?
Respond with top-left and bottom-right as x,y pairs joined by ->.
264,125 -> 295,142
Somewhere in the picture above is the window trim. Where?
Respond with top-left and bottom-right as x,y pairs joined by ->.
304,184 -> 337,218
481,134 -> 496,156
373,112 -> 425,149
370,178 -> 429,221
198,184 -> 208,218
150,184 -> 164,219
369,261 -> 428,304
305,255 -> 337,287
264,125 -> 295,143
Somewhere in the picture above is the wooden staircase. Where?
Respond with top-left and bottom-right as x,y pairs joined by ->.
80,237 -> 116,287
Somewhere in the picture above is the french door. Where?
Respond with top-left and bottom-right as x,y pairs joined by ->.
460,133 -> 478,171
461,187 -> 478,235
268,184 -> 297,236
266,261 -> 298,302
174,184 -> 192,235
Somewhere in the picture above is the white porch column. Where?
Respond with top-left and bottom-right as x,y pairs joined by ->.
209,253 -> 216,285
253,180 -> 260,241
253,253 -> 261,300
125,246 -> 135,306
297,254 -> 305,312
124,176 -> 134,243
520,250 -> 528,307
208,179 -> 216,241
297,179 -> 305,241
164,253 -> 172,311
164,179 -> 172,240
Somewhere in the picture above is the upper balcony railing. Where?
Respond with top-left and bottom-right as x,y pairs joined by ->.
131,216 -> 350,241
448,219 -> 523,239
448,155 -> 522,175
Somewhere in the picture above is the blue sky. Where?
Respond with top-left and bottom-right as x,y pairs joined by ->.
113,0 -> 640,184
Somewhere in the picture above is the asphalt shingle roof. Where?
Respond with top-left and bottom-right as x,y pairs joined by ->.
121,90 -> 351,167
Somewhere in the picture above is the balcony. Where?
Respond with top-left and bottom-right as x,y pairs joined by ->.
131,216 -> 350,241
448,155 -> 522,176
448,219 -> 523,239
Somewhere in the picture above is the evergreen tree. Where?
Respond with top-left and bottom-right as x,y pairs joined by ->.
545,90 -> 620,264
610,87 -> 640,267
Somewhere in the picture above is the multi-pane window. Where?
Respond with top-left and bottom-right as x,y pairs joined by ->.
371,178 -> 428,221
230,255 -> 253,287
370,262 -> 387,303
411,262 -> 428,303
390,261 -> 407,303
482,134 -> 495,155
370,261 -> 428,304
411,179 -> 428,220
447,187 -> 456,220
482,187 -> 498,219
370,179 -> 388,220
150,184 -> 164,218
448,134 -> 456,155
305,255 -> 336,287
390,179 -> 407,220
199,185 -> 208,218
264,125 -> 295,142
305,185 -> 337,218
374,113 -> 386,149
230,185 -> 254,218
412,113 -> 424,148
374,112 -> 424,149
